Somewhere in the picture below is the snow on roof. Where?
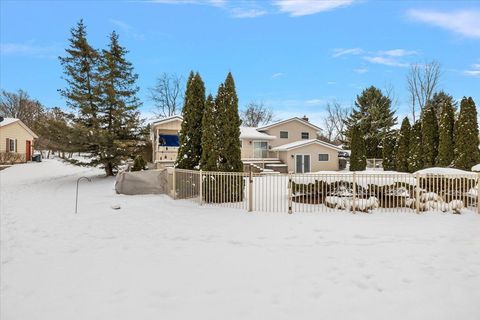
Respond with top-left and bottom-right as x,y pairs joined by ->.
472,164 -> 480,172
151,115 -> 183,125
257,117 -> 322,132
0,117 -> 38,138
414,167 -> 475,175
0,117 -> 19,127
240,127 -> 276,140
271,139 -> 343,152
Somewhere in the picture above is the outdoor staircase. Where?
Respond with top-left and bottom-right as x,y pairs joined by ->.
242,158 -> 288,174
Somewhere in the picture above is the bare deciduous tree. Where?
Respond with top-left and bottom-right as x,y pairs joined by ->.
240,102 -> 276,127
0,89 -> 44,128
406,61 -> 441,122
149,73 -> 183,118
322,101 -> 349,142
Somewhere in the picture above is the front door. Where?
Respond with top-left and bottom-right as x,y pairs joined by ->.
26,140 -> 31,161
295,154 -> 310,173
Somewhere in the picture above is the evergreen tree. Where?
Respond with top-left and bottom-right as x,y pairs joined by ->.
382,131 -> 397,170
216,72 -> 243,172
96,31 -> 142,175
421,103 -> 439,168
176,72 -> 205,169
395,117 -> 411,172
59,19 -> 100,130
349,125 -> 366,171
454,97 -> 480,170
344,86 -> 397,159
200,94 -> 218,171
436,93 -> 455,166
408,121 -> 423,172
431,91 -> 455,123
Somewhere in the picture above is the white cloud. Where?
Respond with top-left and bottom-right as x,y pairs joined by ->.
364,56 -> 408,67
230,7 -> 267,18
110,19 -> 145,40
407,9 -> 480,38
379,49 -> 417,57
353,67 -> 368,74
464,63 -> 480,77
332,47 -> 363,58
271,72 -> 285,79
274,0 -> 355,16
0,42 -> 59,58
305,99 -> 325,106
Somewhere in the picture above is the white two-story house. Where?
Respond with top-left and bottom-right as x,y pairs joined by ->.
151,116 -> 342,173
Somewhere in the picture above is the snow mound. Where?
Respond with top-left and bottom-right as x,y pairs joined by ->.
414,167 -> 475,175
472,163 -> 480,172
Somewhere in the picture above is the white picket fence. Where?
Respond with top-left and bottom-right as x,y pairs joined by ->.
167,168 -> 480,214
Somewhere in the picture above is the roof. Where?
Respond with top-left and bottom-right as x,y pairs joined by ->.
472,164 -> 480,172
240,127 -> 276,140
0,117 -> 38,138
271,139 -> 343,152
257,117 -> 322,132
0,117 -> 18,127
151,115 -> 183,126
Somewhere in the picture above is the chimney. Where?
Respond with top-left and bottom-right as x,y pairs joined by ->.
302,115 -> 309,122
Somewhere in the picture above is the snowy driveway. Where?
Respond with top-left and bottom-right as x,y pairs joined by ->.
1,159 -> 480,320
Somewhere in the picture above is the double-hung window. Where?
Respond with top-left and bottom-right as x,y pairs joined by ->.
301,132 -> 309,139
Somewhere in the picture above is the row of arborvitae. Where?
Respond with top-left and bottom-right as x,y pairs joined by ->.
391,94 -> 479,172
175,72 -> 243,202
350,91 -> 480,171
59,20 -> 142,176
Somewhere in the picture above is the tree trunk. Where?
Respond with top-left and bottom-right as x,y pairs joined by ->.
105,162 -> 114,176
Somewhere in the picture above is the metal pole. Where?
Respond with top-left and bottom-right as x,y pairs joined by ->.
248,167 -> 253,212
352,172 -> 356,214
288,172 -> 293,214
199,170 -> 203,205
75,176 -> 91,214
477,173 -> 480,214
172,165 -> 176,199
415,173 -> 420,214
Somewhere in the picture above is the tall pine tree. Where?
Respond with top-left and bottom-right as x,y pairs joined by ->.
349,125 -> 366,171
454,97 -> 480,170
59,19 -> 100,144
200,94 -> 218,171
382,131 -> 397,170
344,86 -> 397,159
176,72 -> 206,169
395,117 -> 411,172
421,103 -> 439,168
216,72 -> 243,172
97,31 -> 142,175
408,121 -> 423,172
436,93 -> 455,166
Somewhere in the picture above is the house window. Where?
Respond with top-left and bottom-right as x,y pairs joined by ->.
8,139 -> 16,152
301,132 -> 309,139
318,154 -> 329,161
280,131 -> 289,139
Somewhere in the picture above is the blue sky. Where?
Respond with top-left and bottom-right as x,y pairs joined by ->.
1,0 -> 479,125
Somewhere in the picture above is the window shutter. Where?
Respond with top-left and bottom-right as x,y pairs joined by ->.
6,138 -> 9,152
14,139 -> 17,152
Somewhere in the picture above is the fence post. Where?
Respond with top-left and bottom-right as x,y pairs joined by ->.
199,169 -> 203,205
352,172 -> 356,213
288,172 -> 293,214
248,167 -> 253,212
415,173 -> 420,214
477,173 -> 480,214
172,166 -> 176,200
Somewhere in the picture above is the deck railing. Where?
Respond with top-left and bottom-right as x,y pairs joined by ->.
167,168 -> 480,214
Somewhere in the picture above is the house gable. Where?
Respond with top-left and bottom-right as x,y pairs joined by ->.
257,118 -> 322,148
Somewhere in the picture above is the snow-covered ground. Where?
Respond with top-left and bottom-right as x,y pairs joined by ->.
1,158 -> 480,320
